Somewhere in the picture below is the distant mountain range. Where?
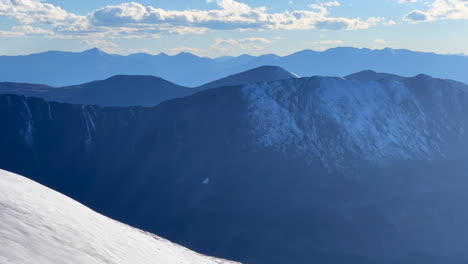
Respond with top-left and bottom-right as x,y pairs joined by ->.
0,169 -> 238,264
2,74 -> 468,263
1,47 -> 467,87
0,66 -> 298,107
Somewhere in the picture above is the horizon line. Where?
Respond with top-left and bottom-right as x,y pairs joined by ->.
2,46 -> 467,59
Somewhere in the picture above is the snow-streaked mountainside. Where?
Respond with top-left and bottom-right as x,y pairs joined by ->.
0,169 -> 238,264
197,66 -> 298,90
2,74 -> 468,263
0,66 -> 297,107
242,75 -> 468,169
1,47 -> 468,87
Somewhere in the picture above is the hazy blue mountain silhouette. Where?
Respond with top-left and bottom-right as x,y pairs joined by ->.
1,47 -> 467,87
344,70 -> 405,81
2,74 -> 468,263
197,66 -> 298,90
0,66 -> 298,107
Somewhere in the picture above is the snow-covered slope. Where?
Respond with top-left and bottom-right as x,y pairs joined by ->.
2,74 -> 468,263
242,75 -> 468,170
0,169 -> 239,264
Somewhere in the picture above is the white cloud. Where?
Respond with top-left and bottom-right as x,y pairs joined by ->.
325,1 -> 341,7
87,0 -> 368,31
0,25 -> 53,37
0,0 -> 386,39
81,39 -> 119,53
170,47 -> 205,56
404,0 -> 468,22
81,39 -> 118,48
311,39 -> 344,45
12,25 -> 54,36
0,30 -> 23,37
397,0 -> 418,3
0,0 -> 83,25
373,38 -> 387,44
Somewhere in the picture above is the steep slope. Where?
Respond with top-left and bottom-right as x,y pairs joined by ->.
2,75 -> 468,263
0,169 -> 238,264
197,66 -> 298,90
344,70 -> 405,81
2,47 -> 468,86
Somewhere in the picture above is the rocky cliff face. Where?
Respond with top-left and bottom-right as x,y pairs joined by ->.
1,75 -> 468,263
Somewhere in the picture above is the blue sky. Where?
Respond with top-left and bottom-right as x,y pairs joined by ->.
0,0 -> 467,57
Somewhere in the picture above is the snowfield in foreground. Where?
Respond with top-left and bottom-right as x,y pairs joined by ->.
0,169 -> 239,264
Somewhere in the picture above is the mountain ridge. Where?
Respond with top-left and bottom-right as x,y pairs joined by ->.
2,74 -> 468,263
1,47 -> 468,87
197,65 -> 299,90
0,66 -> 299,107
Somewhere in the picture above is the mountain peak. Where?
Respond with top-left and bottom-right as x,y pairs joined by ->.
197,65 -> 298,90
174,52 -> 198,58
82,47 -> 107,56
344,70 -> 405,82
104,74 -> 166,82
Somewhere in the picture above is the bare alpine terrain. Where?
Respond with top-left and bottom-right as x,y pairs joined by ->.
2,73 -> 468,263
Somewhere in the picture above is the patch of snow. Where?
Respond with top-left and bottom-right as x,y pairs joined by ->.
203,178 -> 210,184
19,100 -> 34,148
290,72 -> 300,78
242,80 -> 306,151
46,101 -> 53,120
82,106 -> 97,148
242,77 -> 466,170
0,169 -> 240,264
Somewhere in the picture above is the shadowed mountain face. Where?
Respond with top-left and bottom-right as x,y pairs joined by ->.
2,75 -> 468,263
49,75 -> 192,107
0,66 -> 297,107
1,47 -> 468,87
0,75 -> 192,107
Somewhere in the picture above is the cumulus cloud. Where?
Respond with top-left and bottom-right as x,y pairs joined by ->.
0,0 -> 386,39
0,0 -> 83,25
87,0 -> 373,31
404,0 -> 468,22
0,25 -> 53,37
